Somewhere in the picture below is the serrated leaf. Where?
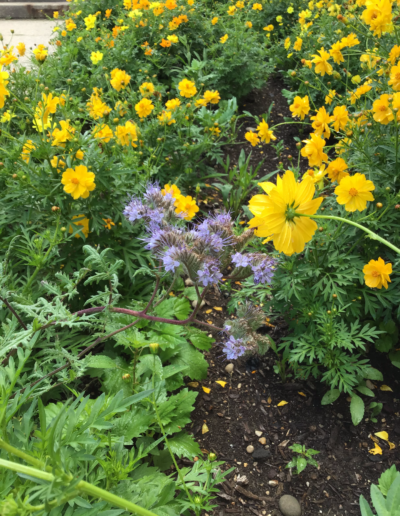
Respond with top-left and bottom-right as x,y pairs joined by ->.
167,432 -> 201,459
174,297 -> 191,320
169,340 -> 208,380
186,327 -> 214,350
321,389 -> 340,405
359,496 -> 374,516
350,394 -> 364,426
378,465 -> 399,496
370,484 -> 389,516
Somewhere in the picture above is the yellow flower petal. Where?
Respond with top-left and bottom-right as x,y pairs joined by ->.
277,400 -> 288,407
187,382 -> 199,388
369,443 -> 382,455
202,423 -> 209,434
205,309 -> 212,314
213,307 -> 223,311
215,381 -> 227,387
202,386 -> 211,394
389,441 -> 396,450
375,431 -> 389,441
380,385 -> 393,391
267,397 -> 272,404
298,392 -> 306,397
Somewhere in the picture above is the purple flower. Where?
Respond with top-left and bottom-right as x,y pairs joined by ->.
197,261 -> 223,287
196,220 -> 210,237
123,197 -> 144,222
232,252 -> 251,268
162,246 -> 180,273
222,336 -> 246,360
251,257 -> 276,285
212,212 -> 231,225
143,182 -> 161,202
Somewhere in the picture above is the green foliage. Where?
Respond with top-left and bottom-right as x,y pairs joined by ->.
360,466 -> 400,516
286,444 -> 319,475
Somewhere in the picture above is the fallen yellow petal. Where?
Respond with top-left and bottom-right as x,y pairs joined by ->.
298,392 -> 306,397
389,441 -> 396,450
277,400 -> 288,407
267,397 -> 272,404
187,382 -> 199,388
202,423 -> 209,434
369,443 -> 382,455
235,281 -> 242,285
202,386 -> 211,394
205,309 -> 212,314
215,381 -> 227,387
207,320 -> 213,324
375,431 -> 389,441
380,385 -> 393,392
213,307 -> 223,311
370,435 -> 379,444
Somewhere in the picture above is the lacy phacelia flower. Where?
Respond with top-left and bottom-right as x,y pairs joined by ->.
301,133 -> 328,167
197,260 -> 223,286
248,170 -> 323,256
61,165 -> 96,200
363,258 -> 392,289
223,336 -> 246,360
334,173 -> 375,212
162,246 -> 181,272
289,96 -> 310,120
231,252 -> 276,284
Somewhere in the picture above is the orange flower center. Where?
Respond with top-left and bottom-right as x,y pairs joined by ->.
379,105 -> 388,112
71,177 -> 79,184
395,73 -> 400,81
349,187 -> 358,197
372,271 -> 380,277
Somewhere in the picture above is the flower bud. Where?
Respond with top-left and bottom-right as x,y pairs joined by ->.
209,452 -> 217,461
194,496 -> 202,504
395,204 -> 400,209
376,202 -> 383,209
12,173 -> 17,178
149,342 -> 160,354
122,373 -> 131,380
333,294 -> 337,298
327,310 -> 331,314
51,206 -> 60,211
60,227 -> 66,232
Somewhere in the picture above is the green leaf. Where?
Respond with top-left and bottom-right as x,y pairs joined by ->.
363,367 -> 383,381
370,484 -> 389,516
296,457 -> 307,475
321,389 -> 340,405
173,298 -> 191,320
350,394 -> 365,426
86,355 -> 118,369
386,474 -> 400,514
375,334 -> 394,353
183,286 -> 204,301
389,350 -> 400,369
378,465 -> 399,496
167,432 -> 202,459
356,385 -> 375,397
170,341 -> 208,380
359,496 -> 374,516
186,328 -> 214,350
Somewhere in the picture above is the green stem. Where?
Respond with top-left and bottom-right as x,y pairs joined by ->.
299,214 -> 400,255
0,458 -> 159,516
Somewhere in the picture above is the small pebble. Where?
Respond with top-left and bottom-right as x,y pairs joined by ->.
246,445 -> 255,454
268,480 -> 279,486
279,494 -> 302,516
255,430 -> 263,437
259,437 -> 267,445
225,363 -> 234,374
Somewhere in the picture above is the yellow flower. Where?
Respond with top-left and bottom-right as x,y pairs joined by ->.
50,156 -> 66,171
66,18 -> 77,31
16,43 -> 26,56
245,131 -> 260,146
69,215 -> 89,238
93,124 -> 113,143
252,3 -> 262,10
174,195 -> 199,220
90,51 -> 103,64
326,157 -> 349,183
227,6 -> 237,15
351,75 -> 361,84
61,165 -> 96,200
334,173 -> 375,212
162,183 -> 181,199
293,37 -> 303,51
76,150 -> 84,160
284,37 -> 291,50
33,44 -> 48,62
361,0 -> 392,36
363,258 -> 392,289
203,90 -> 220,104
389,44 -> 400,64
325,89 -> 336,105
110,69 -> 131,92
312,47 -> 333,76
311,107 -> 334,138
332,105 -> 349,131
330,41 -> 344,64
220,34 -> 228,44
264,25 -> 274,31
135,98 -> 154,118
54,11 -> 59,18
257,120 -> 276,143
248,170 -> 324,256
0,110 -> 15,123
167,34 -> 179,43
212,16 -> 218,24
287,6 -> 294,13
21,140 -> 36,163
158,110 -> 176,124
301,133 -> 328,167
116,121 -> 138,146
178,78 -> 197,98
166,98 -> 181,110
303,165 -> 327,184
289,95 -> 310,120
245,21 -> 253,28
51,120 -> 75,147
389,64 -> 400,90
139,82 -> 155,97
372,94 -> 394,124
350,83 -> 372,104
103,218 -> 115,230
341,33 -> 360,47
84,14 -> 97,30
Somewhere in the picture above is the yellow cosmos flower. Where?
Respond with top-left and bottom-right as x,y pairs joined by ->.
116,121 -> 138,146
167,35 -> 179,43
293,37 -> 303,51
16,42 -> 26,56
330,41 -> 344,64
166,98 -> 181,110
372,94 -> 394,124
93,124 -> 113,143
135,98 -> 154,118
264,25 -> 274,31
325,90 -> 336,105
61,165 -> 96,200
289,96 -> 310,120
203,90 -> 220,104
326,157 -> 349,183
257,120 -> 276,143
178,78 -> 197,98
252,3 -> 262,10
248,170 -> 323,256
212,16 -> 218,24
361,0 -> 392,37
334,173 -> 375,212
389,64 -> 400,90
311,107 -> 334,138
33,44 -> 48,62
69,215 -> 90,238
84,14 -> 97,30
303,165 -> 327,184
90,51 -> 103,64
245,131 -> 260,146
162,183 -> 181,199
103,218 -> 115,230
301,133 -> 328,167
174,195 -> 199,220
110,68 -> 131,91
139,82 -> 155,97
363,258 -> 392,289
332,105 -> 349,131
311,48 -> 333,76
220,34 -> 228,44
